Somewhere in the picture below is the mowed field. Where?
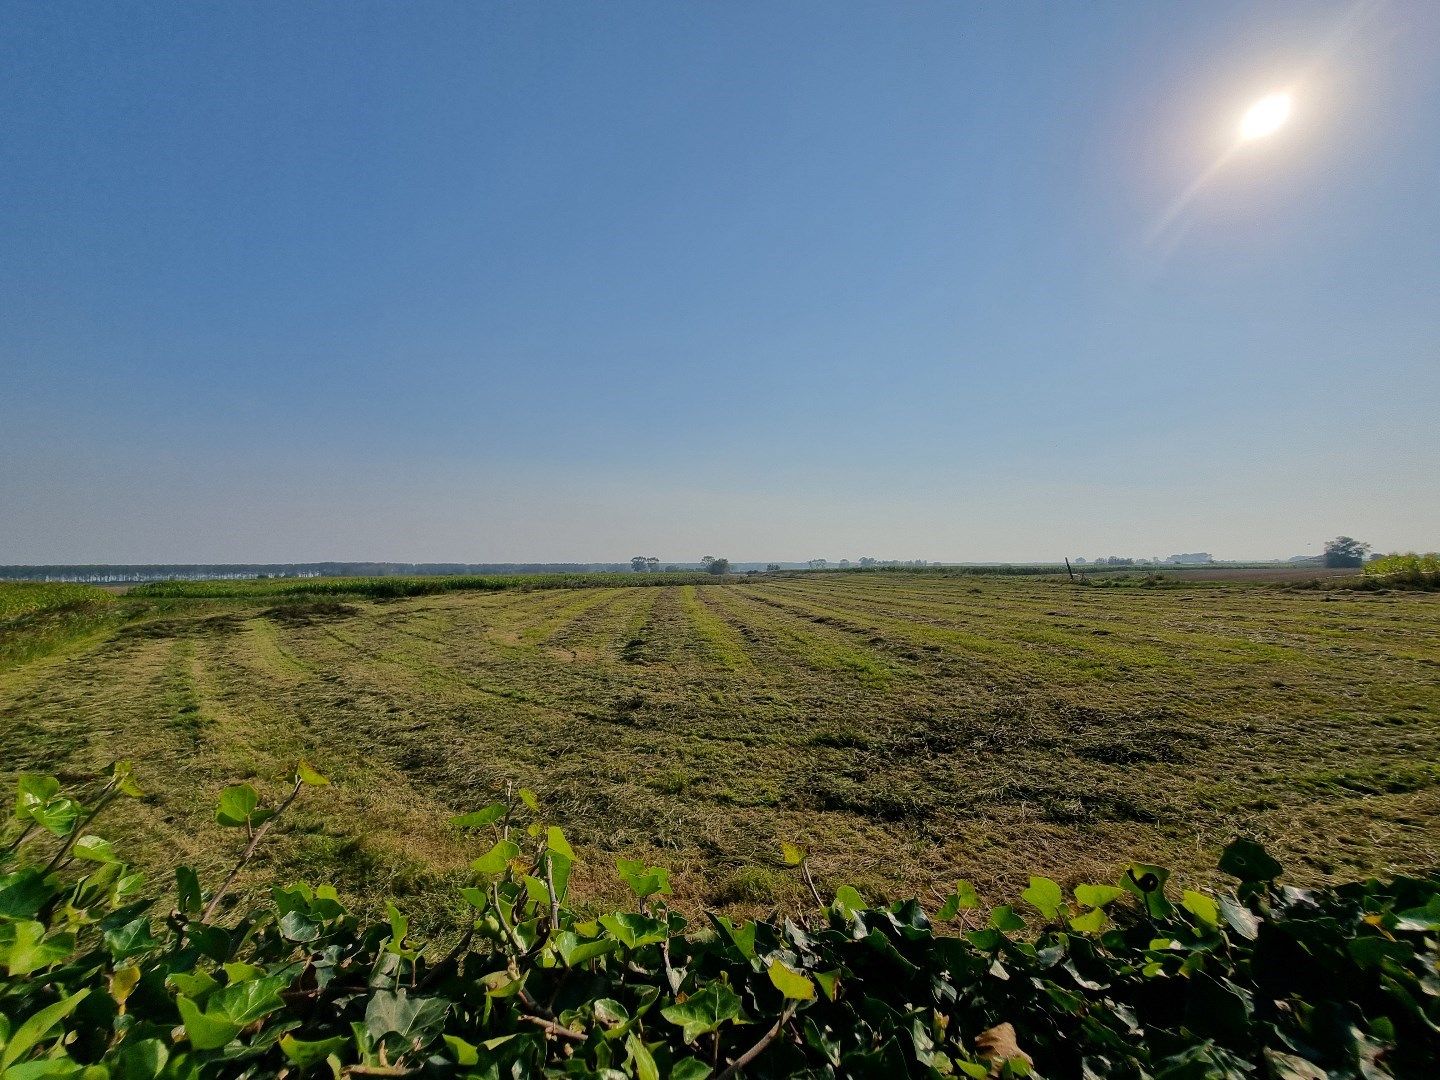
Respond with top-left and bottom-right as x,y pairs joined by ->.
3,573 -> 1438,927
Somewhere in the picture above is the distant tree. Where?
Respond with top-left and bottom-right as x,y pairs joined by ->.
700,556 -> 715,569
664,565 -> 678,572
765,563 -> 781,572
839,559 -> 851,568
859,557 -> 876,567
706,557 -> 730,575
630,556 -> 648,573
645,557 -> 660,572
807,559 -> 828,570
1323,536 -> 1370,568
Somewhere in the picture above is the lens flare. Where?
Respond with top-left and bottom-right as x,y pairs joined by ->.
1238,92 -> 1293,141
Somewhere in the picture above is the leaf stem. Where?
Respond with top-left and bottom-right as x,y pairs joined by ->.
201,777 -> 303,923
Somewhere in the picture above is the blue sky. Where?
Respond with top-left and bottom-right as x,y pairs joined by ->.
3,1 -> 1437,563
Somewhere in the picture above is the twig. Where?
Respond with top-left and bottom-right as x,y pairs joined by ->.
417,923 -> 475,992
43,783 -> 120,875
800,859 -> 824,909
343,1066 -> 419,1078
544,851 -> 561,931
201,778 -> 303,923
717,1001 -> 797,1079
521,1014 -> 586,1042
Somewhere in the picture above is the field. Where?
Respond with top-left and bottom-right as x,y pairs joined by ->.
2,572 -> 1438,928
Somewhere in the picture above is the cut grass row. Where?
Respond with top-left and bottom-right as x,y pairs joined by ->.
129,571 -> 721,600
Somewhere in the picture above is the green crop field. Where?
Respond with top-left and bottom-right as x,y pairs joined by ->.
2,572 -> 1437,929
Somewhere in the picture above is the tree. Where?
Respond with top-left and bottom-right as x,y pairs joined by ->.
645,556 -> 660,572
808,558 -> 827,570
631,556 -> 648,572
706,557 -> 730,575
700,555 -> 715,568
1323,536 -> 1370,568
765,563 -> 782,572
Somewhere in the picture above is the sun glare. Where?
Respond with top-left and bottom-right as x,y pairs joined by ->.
1238,92 -> 1293,141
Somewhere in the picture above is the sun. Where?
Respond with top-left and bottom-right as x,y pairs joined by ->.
1238,92 -> 1293,141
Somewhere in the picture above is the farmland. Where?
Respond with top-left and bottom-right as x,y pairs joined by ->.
2,572 -> 1437,928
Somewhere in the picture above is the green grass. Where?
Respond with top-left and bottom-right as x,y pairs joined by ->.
0,581 -> 119,673
2,572 -> 1437,927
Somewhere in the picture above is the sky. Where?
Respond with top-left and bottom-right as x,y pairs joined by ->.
3,1 -> 1438,564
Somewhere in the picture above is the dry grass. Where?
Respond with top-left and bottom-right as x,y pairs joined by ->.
2,573 -> 1437,930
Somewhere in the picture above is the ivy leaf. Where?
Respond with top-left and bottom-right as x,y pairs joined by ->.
210,973 -> 289,1024
1182,890 -> 1220,929
672,1059 -> 714,1080
103,917 -> 160,961
1074,884 -> 1123,909
780,842 -> 806,867
214,785 -> 261,829
1021,877 -> 1063,920
114,1037 -> 169,1079
598,912 -> 667,949
174,866 -> 202,915
364,990 -> 450,1047
0,988 -> 90,1071
616,858 -> 671,899
13,775 -> 61,820
280,1033 -> 348,1068
1218,839 -> 1283,883
518,788 -> 540,812
1,921 -> 75,975
546,826 -> 574,858
294,760 -> 329,786
28,797 -> 82,838
176,996 -> 241,1051
661,982 -> 743,1042
552,931 -> 618,966
451,803 -> 506,829
72,835 -> 118,863
767,959 -> 816,1001
1119,864 -> 1173,918
471,840 -> 520,876
988,905 -> 1026,932
625,1032 -> 660,1080
1069,907 -> 1108,934
0,869 -> 55,920
938,880 -> 980,920
832,885 -> 864,915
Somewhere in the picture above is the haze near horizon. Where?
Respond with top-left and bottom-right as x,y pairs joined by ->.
4,1 -> 1438,564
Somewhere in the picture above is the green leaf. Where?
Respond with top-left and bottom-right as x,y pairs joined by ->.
671,1059 -> 714,1080
518,788 -> 540,812
625,1033 -> 660,1080
598,912 -> 667,949
1119,863 -> 1173,917
214,784 -> 260,829
71,835 -> 118,863
167,970 -> 219,1001
1218,839 -> 1283,882
553,931 -> 618,966
28,797 -> 81,838
1074,884 -> 1124,909
1069,907 -> 1108,933
767,959 -> 816,1001
113,1037 -> 169,1080
813,968 -> 841,1001
280,1033 -> 348,1069
988,905 -> 1026,932
294,760 -> 329,786
832,885 -> 864,915
780,842 -> 806,866
364,990 -> 449,1046
443,1034 -> 479,1066
209,973 -> 289,1024
1,921 -> 74,975
616,858 -> 671,898
547,850 -> 573,905
661,982 -> 743,1043
1181,890 -> 1220,929
174,866 -> 202,915
546,826 -> 574,858
102,918 -> 159,961
0,869 -> 56,920
471,839 -> 520,876
451,803 -> 506,829
176,996 -> 241,1051
1021,876 -> 1063,920
937,880 -> 979,920
13,775 -> 60,820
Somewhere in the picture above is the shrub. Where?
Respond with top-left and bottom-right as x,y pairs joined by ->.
1363,553 -> 1440,589
2,768 -> 1437,1078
